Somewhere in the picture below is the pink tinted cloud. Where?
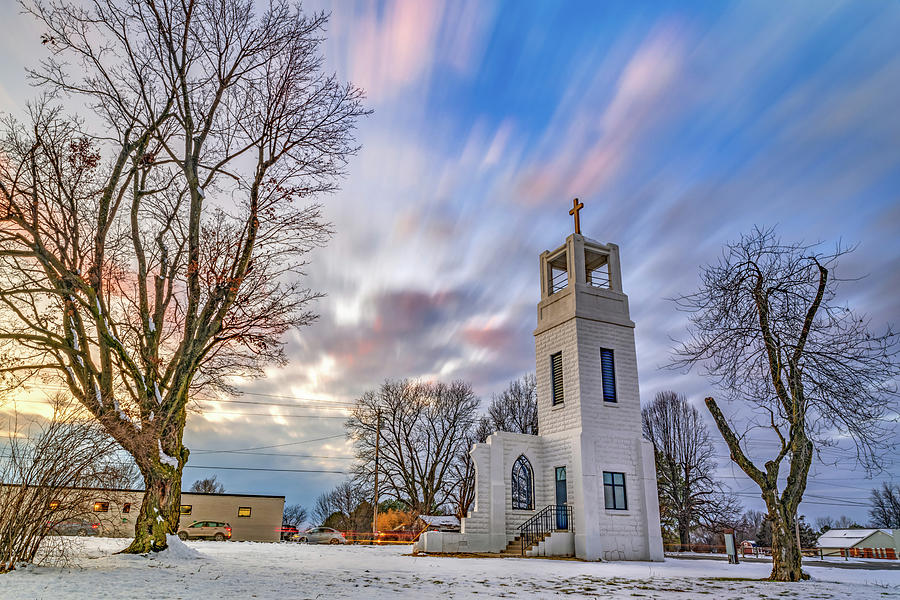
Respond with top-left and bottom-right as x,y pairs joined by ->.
461,323 -> 517,353
515,25 -> 687,204
346,0 -> 442,101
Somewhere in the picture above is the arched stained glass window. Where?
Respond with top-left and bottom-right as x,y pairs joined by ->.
511,455 -> 534,510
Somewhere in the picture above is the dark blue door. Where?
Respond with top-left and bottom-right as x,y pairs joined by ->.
555,467 -> 567,529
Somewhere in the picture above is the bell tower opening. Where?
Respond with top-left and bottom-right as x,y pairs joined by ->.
584,246 -> 610,289
547,250 -> 568,295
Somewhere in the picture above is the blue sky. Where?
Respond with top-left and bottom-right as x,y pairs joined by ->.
2,0 -> 899,524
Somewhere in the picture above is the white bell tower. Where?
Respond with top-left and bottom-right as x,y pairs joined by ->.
533,200 -> 664,561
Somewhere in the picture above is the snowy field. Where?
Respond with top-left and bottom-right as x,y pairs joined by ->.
4,537 -> 900,599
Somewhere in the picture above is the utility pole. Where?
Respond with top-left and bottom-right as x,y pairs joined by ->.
372,409 -> 382,538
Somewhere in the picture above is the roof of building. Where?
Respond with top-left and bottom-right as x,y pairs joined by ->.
816,528 -> 892,548
418,515 -> 460,527
0,483 -> 284,500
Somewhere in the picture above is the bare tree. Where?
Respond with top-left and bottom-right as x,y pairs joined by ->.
834,515 -> 863,529
812,514 -> 862,532
282,503 -> 308,528
735,509 -> 766,543
0,0 -> 368,552
485,374 -> 538,435
347,380 -> 480,514
0,400 -> 128,572
642,390 -> 740,548
448,426 -> 482,521
870,483 -> 900,528
672,227 -> 899,581
449,375 -> 537,520
312,480 -> 367,530
188,475 -> 224,494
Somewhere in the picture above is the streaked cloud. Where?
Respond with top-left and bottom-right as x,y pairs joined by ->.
1,0 -> 898,519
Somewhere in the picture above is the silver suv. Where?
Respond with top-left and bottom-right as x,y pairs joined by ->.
177,520 -> 232,541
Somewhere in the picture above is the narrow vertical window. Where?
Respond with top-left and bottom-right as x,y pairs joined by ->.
600,348 -> 616,402
511,455 -> 534,510
551,352 -> 564,405
603,472 -> 627,510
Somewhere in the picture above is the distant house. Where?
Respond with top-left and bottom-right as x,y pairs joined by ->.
416,515 -> 460,533
817,528 -> 897,558
4,484 -> 285,543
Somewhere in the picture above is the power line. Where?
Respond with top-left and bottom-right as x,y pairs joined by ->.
732,493 -> 868,508
183,465 -> 347,474
196,398 -> 353,410
3,399 -> 349,420
9,385 -> 356,408
219,390 -> 355,404
191,433 -> 347,454
188,450 -> 354,460
189,410 -> 347,419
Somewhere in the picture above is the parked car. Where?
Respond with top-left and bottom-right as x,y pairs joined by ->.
48,519 -> 100,536
295,527 -> 346,544
280,525 -> 300,541
177,521 -> 232,541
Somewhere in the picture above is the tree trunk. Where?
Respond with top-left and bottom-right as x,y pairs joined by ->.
122,465 -> 183,553
767,505 -> 807,581
678,520 -> 690,550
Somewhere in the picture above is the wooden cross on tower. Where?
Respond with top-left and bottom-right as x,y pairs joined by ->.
569,198 -> 584,234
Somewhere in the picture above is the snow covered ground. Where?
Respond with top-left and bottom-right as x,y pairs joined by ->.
4,537 -> 900,599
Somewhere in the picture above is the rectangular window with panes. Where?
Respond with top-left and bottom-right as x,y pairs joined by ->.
603,472 -> 627,510
550,352 -> 564,405
238,506 -> 252,518
180,505 -> 192,515
600,348 -> 617,403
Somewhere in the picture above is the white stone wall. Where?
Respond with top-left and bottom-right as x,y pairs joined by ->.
535,317 -> 581,436
458,233 -> 664,561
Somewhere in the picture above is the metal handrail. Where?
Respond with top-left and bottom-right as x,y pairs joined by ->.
518,504 -> 573,556
550,269 -> 568,294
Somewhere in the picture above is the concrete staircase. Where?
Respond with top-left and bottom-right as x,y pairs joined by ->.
499,533 -> 549,556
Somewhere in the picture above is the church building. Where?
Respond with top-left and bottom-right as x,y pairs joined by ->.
419,203 -> 664,561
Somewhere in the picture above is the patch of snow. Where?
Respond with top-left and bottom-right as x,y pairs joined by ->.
3,538 -> 899,600
158,440 -> 178,468
148,317 -> 155,333
64,365 -> 75,382
154,382 -> 163,404
69,318 -> 80,351
112,397 -> 135,427
154,535 -> 206,561
94,382 -> 103,407
103,317 -> 120,344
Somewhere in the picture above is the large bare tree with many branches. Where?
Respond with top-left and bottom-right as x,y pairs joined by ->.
642,390 -> 740,549
347,380 -> 480,515
672,227 -> 899,581
0,0 -> 367,552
